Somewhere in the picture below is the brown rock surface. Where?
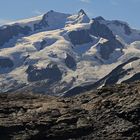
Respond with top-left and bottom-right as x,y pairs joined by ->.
0,81 -> 140,140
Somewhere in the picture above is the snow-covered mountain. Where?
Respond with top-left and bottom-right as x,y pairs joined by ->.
0,10 -> 140,95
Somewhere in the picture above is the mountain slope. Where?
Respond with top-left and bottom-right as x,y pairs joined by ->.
0,10 -> 140,95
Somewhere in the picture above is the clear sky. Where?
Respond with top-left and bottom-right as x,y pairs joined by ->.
0,0 -> 139,29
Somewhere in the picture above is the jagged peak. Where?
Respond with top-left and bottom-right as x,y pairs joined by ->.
78,9 -> 87,15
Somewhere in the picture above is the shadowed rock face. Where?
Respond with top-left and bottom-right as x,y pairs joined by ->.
69,30 -> 93,45
26,63 -> 62,82
98,39 -> 123,59
89,20 -> 115,40
93,18 -> 132,36
68,19 -> 123,60
40,39 -> 47,50
65,53 -> 76,70
0,58 -> 14,68
93,57 -> 140,87
113,20 -> 132,35
90,20 -> 124,60
123,73 -> 140,83
0,81 -> 140,140
34,14 -> 49,31
0,25 -> 31,47
33,39 -> 47,51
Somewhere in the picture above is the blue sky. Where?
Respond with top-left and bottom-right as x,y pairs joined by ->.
0,0 -> 140,29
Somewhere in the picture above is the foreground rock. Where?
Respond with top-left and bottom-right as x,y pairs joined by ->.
0,81 -> 140,140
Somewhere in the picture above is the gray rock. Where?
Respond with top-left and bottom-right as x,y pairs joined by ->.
113,20 -> 132,35
0,24 -> 31,47
89,20 -> 115,40
34,14 -> 49,31
26,63 -> 62,82
69,30 -> 92,45
65,53 -> 77,70
0,57 -> 14,68
98,39 -> 123,59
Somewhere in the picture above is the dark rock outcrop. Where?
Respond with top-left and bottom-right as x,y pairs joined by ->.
0,57 -> 14,68
33,39 -> 47,51
97,39 -> 123,59
40,39 -> 47,50
0,81 -> 140,140
69,30 -> 92,45
65,53 -> 76,70
89,20 -> 115,40
26,63 -> 62,82
112,20 -> 132,35
0,24 -> 31,47
89,20 -> 124,60
123,73 -> 140,83
94,17 -> 132,36
34,14 -> 49,31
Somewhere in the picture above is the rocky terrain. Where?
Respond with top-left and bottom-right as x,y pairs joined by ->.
0,81 -> 140,140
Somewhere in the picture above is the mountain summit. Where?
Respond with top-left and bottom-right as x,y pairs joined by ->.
0,10 -> 140,95
78,9 -> 86,15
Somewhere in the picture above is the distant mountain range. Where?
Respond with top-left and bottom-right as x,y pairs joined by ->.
0,9 -> 140,95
